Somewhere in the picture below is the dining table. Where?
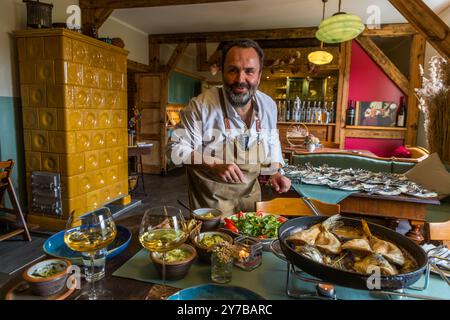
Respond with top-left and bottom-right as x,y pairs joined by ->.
1,209 -> 449,301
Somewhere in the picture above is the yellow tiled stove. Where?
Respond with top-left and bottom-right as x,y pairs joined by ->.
14,29 -> 129,230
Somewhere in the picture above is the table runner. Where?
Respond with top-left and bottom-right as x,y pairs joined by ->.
112,249 -> 449,300
292,183 -> 356,204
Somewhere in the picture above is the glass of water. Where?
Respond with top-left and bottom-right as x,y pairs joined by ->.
82,248 -> 107,282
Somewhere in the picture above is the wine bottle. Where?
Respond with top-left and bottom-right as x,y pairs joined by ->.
397,97 -> 406,127
346,100 -> 355,126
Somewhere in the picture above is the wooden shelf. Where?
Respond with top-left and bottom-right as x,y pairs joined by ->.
278,122 -> 336,126
345,126 -> 407,131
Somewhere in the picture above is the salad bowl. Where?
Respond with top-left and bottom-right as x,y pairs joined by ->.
222,212 -> 287,250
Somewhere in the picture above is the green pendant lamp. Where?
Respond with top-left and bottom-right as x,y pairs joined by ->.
308,0 -> 334,65
316,0 -> 365,44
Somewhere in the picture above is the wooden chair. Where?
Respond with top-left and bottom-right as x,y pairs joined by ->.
256,197 -> 340,217
426,220 -> 450,247
0,159 -> 31,242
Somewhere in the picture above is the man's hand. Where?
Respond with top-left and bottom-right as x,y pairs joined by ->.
270,173 -> 291,193
209,163 -> 246,183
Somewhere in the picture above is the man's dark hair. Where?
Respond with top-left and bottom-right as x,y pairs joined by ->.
220,39 -> 264,73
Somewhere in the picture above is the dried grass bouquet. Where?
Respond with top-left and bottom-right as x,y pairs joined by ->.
415,56 -> 450,162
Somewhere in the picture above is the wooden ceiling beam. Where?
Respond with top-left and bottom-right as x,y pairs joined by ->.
148,24 -> 416,44
356,36 -> 410,95
127,59 -> 152,73
150,27 -> 318,44
81,7 -> 113,35
363,23 -> 417,37
165,43 -> 189,73
196,42 -> 209,72
388,0 -> 450,57
79,0 -> 245,9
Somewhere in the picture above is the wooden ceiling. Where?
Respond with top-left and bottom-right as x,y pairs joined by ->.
79,0 -> 449,57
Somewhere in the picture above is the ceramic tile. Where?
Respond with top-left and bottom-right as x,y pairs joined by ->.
38,108 -> 58,130
31,130 -> 49,152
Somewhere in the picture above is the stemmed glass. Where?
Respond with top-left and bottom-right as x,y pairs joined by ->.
139,206 -> 188,299
64,207 -> 117,300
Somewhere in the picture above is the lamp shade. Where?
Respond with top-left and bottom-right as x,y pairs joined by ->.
316,13 -> 365,43
308,50 -> 333,65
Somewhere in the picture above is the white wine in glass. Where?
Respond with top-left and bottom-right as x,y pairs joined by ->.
139,206 -> 188,299
64,207 -> 116,300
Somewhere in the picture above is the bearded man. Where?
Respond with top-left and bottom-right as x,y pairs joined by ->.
169,39 -> 291,214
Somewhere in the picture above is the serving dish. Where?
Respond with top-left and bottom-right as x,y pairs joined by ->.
43,225 -> 131,265
278,215 -> 428,290
166,284 -> 264,300
223,211 -> 287,250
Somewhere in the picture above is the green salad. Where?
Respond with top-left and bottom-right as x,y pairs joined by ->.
225,212 -> 286,239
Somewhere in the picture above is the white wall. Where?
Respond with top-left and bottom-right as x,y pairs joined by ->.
99,16 -> 149,65
0,0 -> 26,97
0,0 -> 150,98
416,6 -> 450,148
0,0 -> 82,97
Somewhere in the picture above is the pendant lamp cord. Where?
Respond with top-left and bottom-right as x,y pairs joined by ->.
321,0 -> 327,49
338,0 -> 342,12
322,0 -> 326,21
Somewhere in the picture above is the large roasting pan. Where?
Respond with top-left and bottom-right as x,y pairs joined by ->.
278,216 -> 428,291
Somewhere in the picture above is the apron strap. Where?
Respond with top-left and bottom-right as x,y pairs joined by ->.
218,88 -> 231,134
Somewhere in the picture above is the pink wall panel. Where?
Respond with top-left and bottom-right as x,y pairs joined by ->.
345,138 -> 404,158
348,41 -> 404,104
345,41 -> 405,157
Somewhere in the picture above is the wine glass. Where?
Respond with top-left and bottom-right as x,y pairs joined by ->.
139,206 -> 188,299
64,207 -> 117,300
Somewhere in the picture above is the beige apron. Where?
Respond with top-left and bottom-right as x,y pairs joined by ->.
187,89 -> 267,215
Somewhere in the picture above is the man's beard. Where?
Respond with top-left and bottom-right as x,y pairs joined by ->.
224,82 -> 258,108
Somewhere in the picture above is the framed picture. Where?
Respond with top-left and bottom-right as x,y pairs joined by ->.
357,101 -> 398,127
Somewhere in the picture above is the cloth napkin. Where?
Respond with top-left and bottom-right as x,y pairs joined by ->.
421,243 -> 450,271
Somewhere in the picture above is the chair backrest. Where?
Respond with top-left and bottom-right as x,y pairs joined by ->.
0,159 -> 14,182
256,197 -> 340,217
405,145 -> 429,160
428,220 -> 450,247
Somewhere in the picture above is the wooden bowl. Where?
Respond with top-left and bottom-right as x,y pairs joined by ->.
150,244 -> 197,281
22,259 -> 71,296
192,231 -> 233,264
191,208 -> 223,232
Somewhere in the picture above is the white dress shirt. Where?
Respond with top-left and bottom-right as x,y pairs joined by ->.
168,86 -> 284,167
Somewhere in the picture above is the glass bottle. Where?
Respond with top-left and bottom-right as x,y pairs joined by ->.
211,253 -> 233,284
396,96 -> 406,127
346,100 -> 355,126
